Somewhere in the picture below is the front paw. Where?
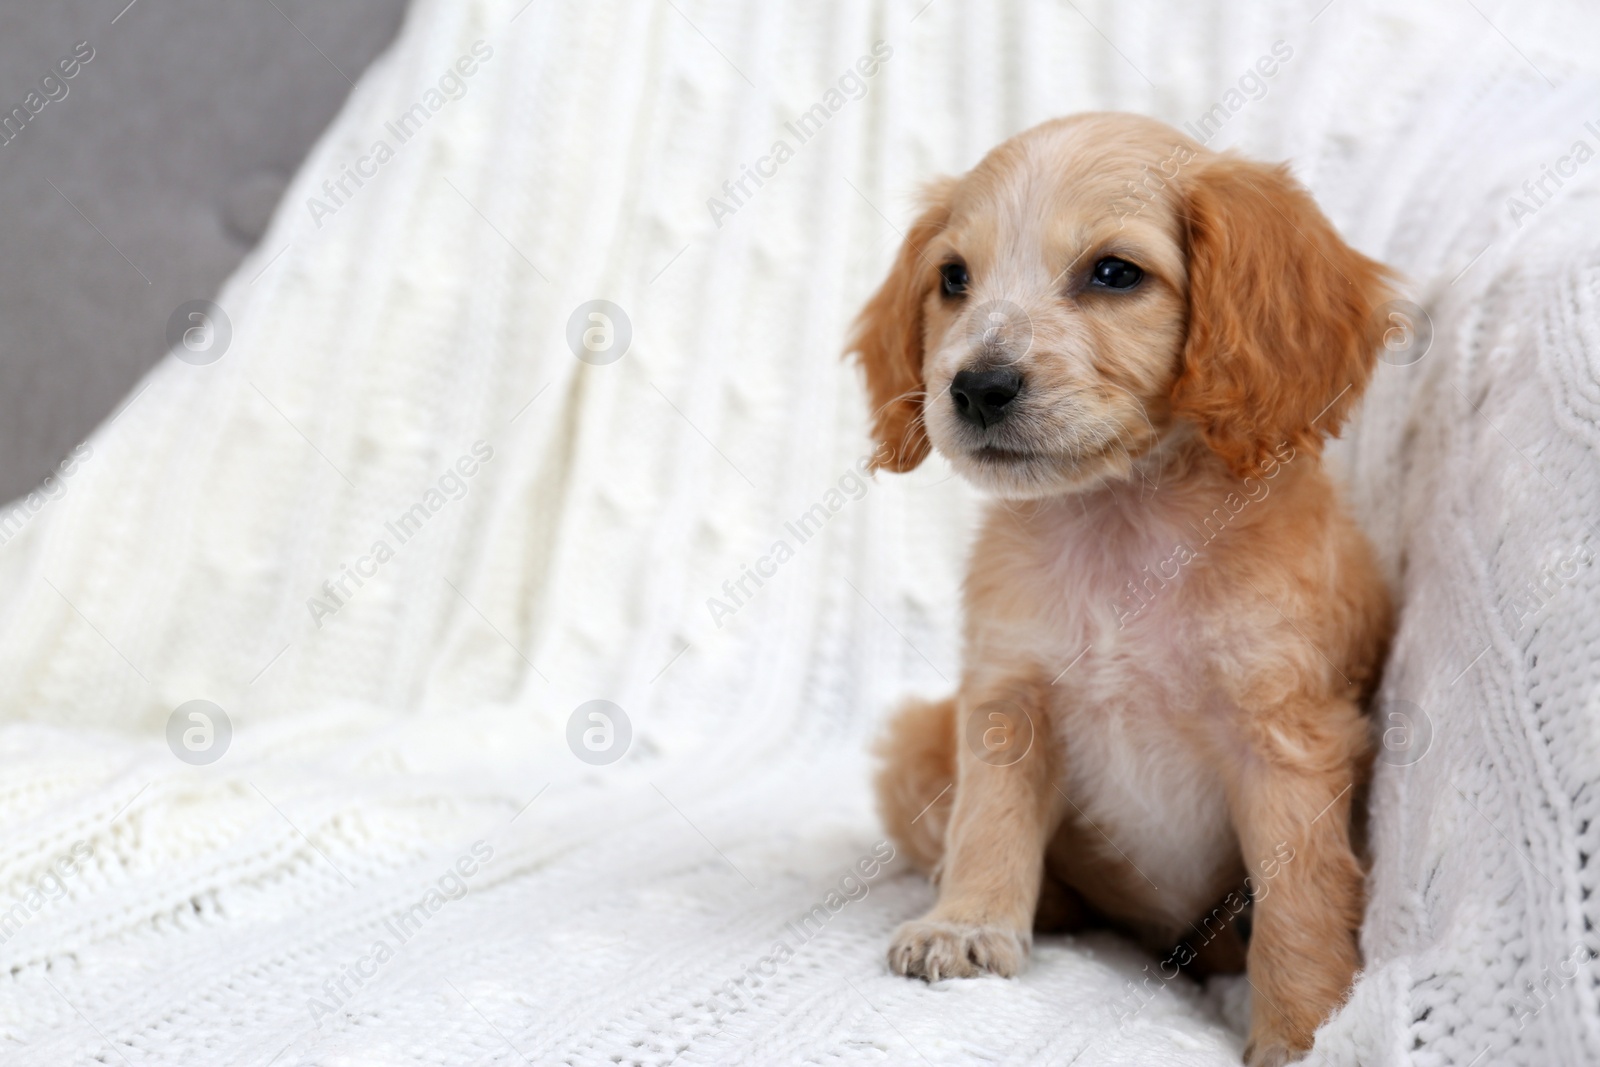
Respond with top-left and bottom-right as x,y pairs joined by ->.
1242,986 -> 1324,1065
887,918 -> 1029,981
1242,1034 -> 1304,1067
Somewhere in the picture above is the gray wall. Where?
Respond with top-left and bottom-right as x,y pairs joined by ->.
0,0 -> 408,502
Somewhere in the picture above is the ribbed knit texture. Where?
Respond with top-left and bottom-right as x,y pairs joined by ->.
1,1 -> 1598,1063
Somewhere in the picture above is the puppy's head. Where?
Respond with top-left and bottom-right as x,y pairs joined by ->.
850,113 -> 1394,495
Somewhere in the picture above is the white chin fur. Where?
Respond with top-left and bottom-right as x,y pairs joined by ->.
946,450 -> 1106,499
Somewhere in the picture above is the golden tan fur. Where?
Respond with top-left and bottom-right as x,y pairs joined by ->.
853,113 -> 1394,1067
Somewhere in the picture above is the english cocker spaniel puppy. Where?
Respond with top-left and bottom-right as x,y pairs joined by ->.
854,112 -> 1394,1067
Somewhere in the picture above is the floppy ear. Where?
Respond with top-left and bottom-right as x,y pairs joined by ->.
1175,157 -> 1395,478
848,178 -> 956,473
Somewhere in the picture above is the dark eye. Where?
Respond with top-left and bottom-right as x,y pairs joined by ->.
1090,256 -> 1143,290
939,262 -> 969,297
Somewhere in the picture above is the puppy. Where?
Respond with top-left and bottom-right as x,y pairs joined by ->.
852,113 -> 1394,1066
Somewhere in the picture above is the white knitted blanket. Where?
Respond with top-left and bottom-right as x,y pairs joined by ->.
3,1 -> 1599,1064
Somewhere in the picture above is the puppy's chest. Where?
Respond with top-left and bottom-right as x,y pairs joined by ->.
1049,669 -> 1238,919
1054,664 -> 1238,921
999,498 -> 1215,676
990,503 -> 1240,912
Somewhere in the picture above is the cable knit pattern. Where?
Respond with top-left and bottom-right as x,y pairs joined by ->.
0,1 -> 1597,1063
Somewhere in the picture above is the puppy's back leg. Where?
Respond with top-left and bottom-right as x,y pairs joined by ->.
873,695 -> 957,876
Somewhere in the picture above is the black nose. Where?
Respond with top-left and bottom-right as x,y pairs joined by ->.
949,367 -> 1023,429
